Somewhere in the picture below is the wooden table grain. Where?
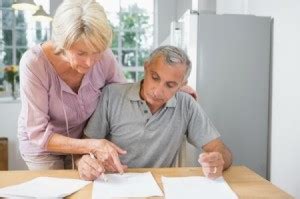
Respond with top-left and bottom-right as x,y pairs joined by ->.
0,166 -> 292,198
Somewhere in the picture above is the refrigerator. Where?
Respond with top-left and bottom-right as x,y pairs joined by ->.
171,10 -> 272,179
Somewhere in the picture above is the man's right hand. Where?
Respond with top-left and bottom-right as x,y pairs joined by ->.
77,152 -> 128,181
77,154 -> 105,181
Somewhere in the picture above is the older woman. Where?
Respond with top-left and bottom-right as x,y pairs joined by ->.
18,0 -> 126,171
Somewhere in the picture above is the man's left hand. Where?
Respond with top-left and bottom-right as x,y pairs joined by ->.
198,152 -> 225,179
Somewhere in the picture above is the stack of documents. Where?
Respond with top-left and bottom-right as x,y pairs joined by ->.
162,176 -> 238,199
0,177 -> 90,198
92,172 -> 163,199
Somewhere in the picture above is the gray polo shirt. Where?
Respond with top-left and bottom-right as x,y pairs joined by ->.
84,82 -> 220,167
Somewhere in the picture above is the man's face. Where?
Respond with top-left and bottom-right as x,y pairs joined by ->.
141,56 -> 187,111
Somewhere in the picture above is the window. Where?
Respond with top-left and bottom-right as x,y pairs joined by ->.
0,0 -> 51,98
0,0 -> 154,99
98,0 -> 154,82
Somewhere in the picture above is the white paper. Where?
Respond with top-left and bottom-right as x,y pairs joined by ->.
0,177 -> 91,198
162,176 -> 238,199
92,172 -> 163,199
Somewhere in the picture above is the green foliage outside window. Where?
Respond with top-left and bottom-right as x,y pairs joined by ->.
109,3 -> 153,82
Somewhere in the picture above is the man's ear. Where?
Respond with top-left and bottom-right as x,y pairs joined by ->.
177,80 -> 188,91
181,80 -> 188,87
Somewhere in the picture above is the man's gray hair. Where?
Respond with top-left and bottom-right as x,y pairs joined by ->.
146,45 -> 192,81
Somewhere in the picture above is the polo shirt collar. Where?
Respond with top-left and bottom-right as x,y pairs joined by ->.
128,81 -> 177,108
127,81 -> 142,101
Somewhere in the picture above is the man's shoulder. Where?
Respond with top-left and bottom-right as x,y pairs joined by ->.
174,91 -> 200,110
176,91 -> 196,103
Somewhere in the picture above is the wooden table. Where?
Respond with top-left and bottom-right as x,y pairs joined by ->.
0,166 -> 292,198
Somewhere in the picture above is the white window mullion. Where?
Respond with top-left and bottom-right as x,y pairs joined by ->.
12,9 -> 16,65
101,0 -> 153,82
117,0 -> 122,67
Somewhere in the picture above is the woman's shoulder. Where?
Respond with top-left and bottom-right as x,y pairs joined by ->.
91,48 -> 112,73
19,44 -> 51,77
101,48 -> 114,58
97,48 -> 117,67
20,44 -> 44,63
91,48 -> 124,83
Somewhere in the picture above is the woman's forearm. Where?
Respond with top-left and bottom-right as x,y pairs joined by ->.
46,133 -> 93,154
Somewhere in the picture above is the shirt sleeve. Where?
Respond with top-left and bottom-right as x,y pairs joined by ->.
18,50 -> 54,149
186,97 -> 220,149
84,85 -> 110,139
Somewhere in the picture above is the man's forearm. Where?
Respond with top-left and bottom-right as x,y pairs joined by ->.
202,139 -> 233,170
216,143 -> 232,170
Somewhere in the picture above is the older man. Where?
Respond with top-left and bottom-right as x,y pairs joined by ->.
77,45 -> 232,180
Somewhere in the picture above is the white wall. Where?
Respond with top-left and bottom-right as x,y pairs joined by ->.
217,0 -> 248,14
50,0 -> 62,16
217,0 -> 300,197
156,0 -> 177,45
156,0 -> 217,46
0,100 -> 26,170
176,0 -> 192,19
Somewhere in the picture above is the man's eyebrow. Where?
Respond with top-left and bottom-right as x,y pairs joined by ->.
150,71 -> 160,77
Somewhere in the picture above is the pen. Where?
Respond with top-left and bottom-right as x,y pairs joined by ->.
89,152 -> 108,182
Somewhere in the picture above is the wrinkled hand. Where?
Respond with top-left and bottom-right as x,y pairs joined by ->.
77,154 -> 104,181
198,152 -> 225,179
179,85 -> 198,100
102,160 -> 128,173
91,139 -> 127,174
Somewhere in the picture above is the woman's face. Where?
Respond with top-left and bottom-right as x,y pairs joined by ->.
64,41 -> 102,74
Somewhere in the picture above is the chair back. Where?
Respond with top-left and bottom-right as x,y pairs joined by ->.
0,137 -> 8,170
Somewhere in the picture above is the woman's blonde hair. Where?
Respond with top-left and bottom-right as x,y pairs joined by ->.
52,0 -> 112,53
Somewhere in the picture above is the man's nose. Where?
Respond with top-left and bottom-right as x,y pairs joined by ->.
153,85 -> 164,98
